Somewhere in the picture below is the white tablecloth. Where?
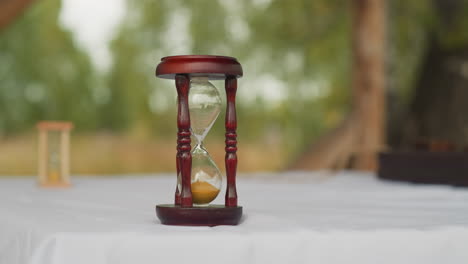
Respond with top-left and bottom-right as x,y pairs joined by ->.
1,172 -> 467,264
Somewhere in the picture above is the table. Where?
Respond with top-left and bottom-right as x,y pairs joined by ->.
1,172 -> 467,264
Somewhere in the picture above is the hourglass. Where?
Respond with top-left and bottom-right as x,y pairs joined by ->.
37,121 -> 73,187
155,55 -> 243,226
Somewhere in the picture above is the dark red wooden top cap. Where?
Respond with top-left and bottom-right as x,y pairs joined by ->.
155,55 -> 243,80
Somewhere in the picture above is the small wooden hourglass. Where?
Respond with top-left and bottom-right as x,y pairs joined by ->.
37,121 -> 73,187
155,55 -> 243,226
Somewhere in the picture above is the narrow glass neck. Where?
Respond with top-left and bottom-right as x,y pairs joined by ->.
192,131 -> 204,146
193,142 -> 207,152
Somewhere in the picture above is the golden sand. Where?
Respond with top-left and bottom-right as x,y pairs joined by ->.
41,171 -> 69,188
48,171 -> 61,182
191,181 -> 220,205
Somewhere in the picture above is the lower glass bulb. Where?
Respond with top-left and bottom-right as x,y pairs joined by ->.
190,145 -> 221,206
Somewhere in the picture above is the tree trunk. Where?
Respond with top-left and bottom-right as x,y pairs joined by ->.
352,0 -> 386,170
289,0 -> 386,171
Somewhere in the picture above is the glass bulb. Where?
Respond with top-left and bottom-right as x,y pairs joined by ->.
47,131 -> 61,182
191,145 -> 221,205
186,76 -> 222,206
188,77 -> 222,143
176,146 -> 222,206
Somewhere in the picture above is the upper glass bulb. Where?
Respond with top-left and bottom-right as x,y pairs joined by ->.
188,77 -> 222,143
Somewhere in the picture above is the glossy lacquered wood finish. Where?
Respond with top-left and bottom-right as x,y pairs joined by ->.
155,55 -> 243,226
156,205 -> 242,226
175,75 -> 192,207
156,55 -> 243,80
225,76 -> 238,207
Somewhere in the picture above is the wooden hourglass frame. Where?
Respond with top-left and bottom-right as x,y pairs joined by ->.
155,55 -> 243,226
37,121 -> 73,188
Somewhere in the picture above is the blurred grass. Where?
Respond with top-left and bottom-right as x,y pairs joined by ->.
0,133 -> 283,176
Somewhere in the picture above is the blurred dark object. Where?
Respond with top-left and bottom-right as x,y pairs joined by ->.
393,0 -> 468,149
379,149 -> 468,187
413,139 -> 456,152
382,0 -> 468,187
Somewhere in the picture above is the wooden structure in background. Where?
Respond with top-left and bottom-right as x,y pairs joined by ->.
291,0 -> 386,171
155,55 -> 243,226
37,121 -> 73,187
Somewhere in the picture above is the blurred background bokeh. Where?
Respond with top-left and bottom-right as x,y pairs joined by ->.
1,0 -> 467,175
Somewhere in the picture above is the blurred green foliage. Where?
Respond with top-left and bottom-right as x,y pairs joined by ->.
108,0 -> 352,160
0,0 -> 99,133
1,0 -> 467,166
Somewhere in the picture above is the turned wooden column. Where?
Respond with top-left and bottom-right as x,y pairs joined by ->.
60,130 -> 71,185
175,74 -> 192,207
225,76 -> 238,207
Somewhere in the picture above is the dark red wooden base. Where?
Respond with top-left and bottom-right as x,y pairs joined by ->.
156,204 -> 243,226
